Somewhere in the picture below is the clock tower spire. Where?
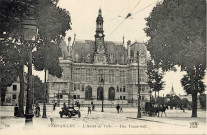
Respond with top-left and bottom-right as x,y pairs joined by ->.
95,8 -> 104,38
94,9 -> 107,64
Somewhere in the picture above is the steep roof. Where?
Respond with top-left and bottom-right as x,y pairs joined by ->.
130,42 -> 147,58
60,40 -> 147,65
169,85 -> 176,96
71,40 -> 128,65
72,40 -> 95,63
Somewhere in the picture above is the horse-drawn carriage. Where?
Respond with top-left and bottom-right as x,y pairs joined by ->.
145,102 -> 156,116
145,102 -> 168,117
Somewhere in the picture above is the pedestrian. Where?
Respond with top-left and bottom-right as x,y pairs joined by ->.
181,105 -> 185,112
78,103 -> 81,110
14,104 -> 19,117
88,105 -> 92,114
63,102 -> 66,108
120,106 -> 123,113
116,104 -> 120,113
76,101 -> 79,107
92,104 -> 95,111
35,102 -> 40,117
53,102 -> 57,110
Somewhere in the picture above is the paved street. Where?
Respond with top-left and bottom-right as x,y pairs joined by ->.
0,105 -> 206,135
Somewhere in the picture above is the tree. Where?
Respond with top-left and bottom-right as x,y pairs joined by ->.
147,60 -> 165,99
0,0 -> 33,116
32,75 -> 44,103
0,0 -> 71,117
181,98 -> 190,108
0,61 -> 18,105
181,65 -> 206,115
145,0 -> 206,117
198,94 -> 206,109
33,1 -> 71,103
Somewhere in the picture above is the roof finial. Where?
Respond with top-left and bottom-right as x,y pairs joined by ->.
99,8 -> 102,16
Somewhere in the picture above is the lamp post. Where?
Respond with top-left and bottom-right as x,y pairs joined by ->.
42,69 -> 47,118
149,90 -> 152,116
22,14 -> 38,124
68,92 -> 70,107
53,93 -> 55,103
58,87 -> 60,107
101,77 -> 104,112
149,90 -> 152,104
137,51 -> 141,118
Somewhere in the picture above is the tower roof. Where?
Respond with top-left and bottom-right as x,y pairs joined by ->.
97,8 -> 103,22
99,8 -> 102,15
169,84 -> 176,96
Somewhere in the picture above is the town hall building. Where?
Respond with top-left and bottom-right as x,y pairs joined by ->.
47,9 -> 150,107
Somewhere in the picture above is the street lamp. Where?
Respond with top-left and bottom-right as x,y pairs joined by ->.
137,51 -> 141,118
149,90 -> 152,104
68,92 -> 70,107
22,14 -> 38,124
149,90 -> 152,117
42,69 -> 47,118
58,87 -> 60,107
100,78 -> 104,112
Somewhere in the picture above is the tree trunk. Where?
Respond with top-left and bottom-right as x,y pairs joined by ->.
18,65 -> 25,117
1,87 -> 6,106
191,92 -> 197,117
44,68 -> 47,103
191,66 -> 199,117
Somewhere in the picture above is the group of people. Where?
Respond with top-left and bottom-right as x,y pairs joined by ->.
14,101 -> 123,118
88,102 -> 95,114
14,102 -> 41,117
116,104 -> 123,113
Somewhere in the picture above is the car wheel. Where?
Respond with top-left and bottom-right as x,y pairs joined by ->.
68,112 -> 72,118
77,110 -> 81,118
60,114 -> 63,118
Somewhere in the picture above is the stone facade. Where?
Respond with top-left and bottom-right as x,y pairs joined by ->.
47,9 -> 150,107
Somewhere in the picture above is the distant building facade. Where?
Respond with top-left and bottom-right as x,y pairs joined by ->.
4,76 -> 27,106
47,9 -> 150,106
4,77 -> 20,105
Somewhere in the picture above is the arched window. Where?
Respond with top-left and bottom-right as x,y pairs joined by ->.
85,86 -> 92,100
97,87 -> 104,100
123,86 -> 126,92
108,87 -> 115,100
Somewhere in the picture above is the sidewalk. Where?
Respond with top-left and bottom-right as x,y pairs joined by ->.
0,105 -> 206,135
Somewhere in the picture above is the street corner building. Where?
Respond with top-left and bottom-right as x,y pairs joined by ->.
47,9 -> 150,108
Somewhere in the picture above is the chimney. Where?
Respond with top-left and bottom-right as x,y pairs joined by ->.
127,40 -> 131,60
72,33 -> 76,45
123,35 -> 125,44
68,37 -> 71,56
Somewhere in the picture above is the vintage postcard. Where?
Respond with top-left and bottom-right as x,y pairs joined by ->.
0,0 -> 206,135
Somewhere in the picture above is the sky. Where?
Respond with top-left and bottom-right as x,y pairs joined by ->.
32,0 -> 206,96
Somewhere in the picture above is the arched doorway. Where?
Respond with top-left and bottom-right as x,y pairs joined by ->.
108,87 -> 115,100
85,86 -> 92,100
97,87 -> 104,100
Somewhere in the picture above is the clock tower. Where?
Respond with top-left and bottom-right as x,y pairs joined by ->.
94,9 -> 107,64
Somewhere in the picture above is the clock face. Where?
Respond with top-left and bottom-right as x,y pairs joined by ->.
99,33 -> 102,37
97,56 -> 103,62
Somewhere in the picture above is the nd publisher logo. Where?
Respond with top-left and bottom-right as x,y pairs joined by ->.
190,122 -> 199,128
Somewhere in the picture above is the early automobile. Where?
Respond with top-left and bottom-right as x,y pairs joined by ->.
59,106 -> 81,118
